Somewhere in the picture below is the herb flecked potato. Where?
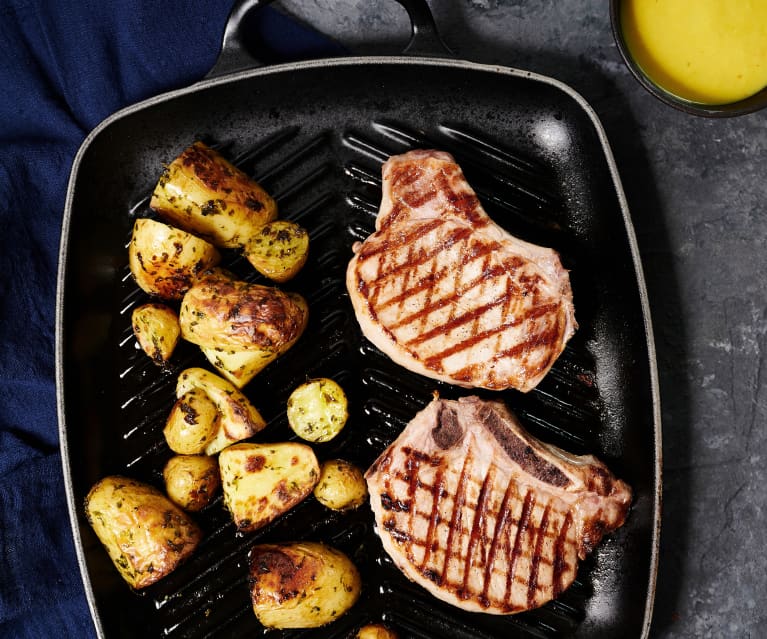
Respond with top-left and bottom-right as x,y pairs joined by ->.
150,141 -> 277,248
313,460 -> 368,511
128,217 -> 221,300
163,455 -> 220,512
180,277 -> 308,388
248,542 -> 361,629
219,442 -> 319,532
243,220 -> 309,283
163,388 -> 220,455
131,303 -> 180,365
84,476 -> 202,589
287,378 -> 348,443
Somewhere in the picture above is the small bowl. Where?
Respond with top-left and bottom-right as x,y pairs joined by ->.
609,0 -> 767,117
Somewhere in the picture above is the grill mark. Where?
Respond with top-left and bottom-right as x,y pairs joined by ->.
420,466 -> 446,570
421,301 -> 560,372
386,257 -> 507,331
434,166 -> 488,228
440,448 -> 473,587
481,476 -> 517,608
358,218 -> 443,261
359,225 -> 473,304
483,318 -> 563,368
405,452 -> 421,562
553,511 -> 573,598
505,489 -> 534,604
460,464 -> 494,599
527,501 -> 552,608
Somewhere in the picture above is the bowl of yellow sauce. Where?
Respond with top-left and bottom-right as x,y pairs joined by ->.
611,0 -> 767,116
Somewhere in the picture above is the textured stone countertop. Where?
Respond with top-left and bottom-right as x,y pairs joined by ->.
273,1 -> 767,637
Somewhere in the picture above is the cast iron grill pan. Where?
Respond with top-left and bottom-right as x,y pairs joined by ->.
59,58 -> 657,639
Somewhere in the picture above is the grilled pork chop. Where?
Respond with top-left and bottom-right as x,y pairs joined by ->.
346,150 -> 576,392
365,396 -> 632,614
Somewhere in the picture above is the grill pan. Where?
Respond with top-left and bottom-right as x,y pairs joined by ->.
55,1 -> 661,637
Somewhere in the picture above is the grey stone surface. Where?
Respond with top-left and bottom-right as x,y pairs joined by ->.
273,1 -> 767,637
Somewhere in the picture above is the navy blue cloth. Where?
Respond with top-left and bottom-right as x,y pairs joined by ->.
0,2 -> 342,636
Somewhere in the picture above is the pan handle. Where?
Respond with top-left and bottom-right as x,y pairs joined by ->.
206,0 -> 452,79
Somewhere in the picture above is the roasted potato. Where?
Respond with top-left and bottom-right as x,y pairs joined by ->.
175,367 -> 266,455
163,455 -> 220,512
163,388 -> 219,455
248,542 -> 361,629
150,141 -> 277,248
128,217 -> 221,300
243,220 -> 309,283
131,303 -> 180,365
219,442 -> 319,532
84,476 -> 201,589
180,277 -> 308,388
286,378 -> 348,443
313,460 -> 368,511
356,624 -> 399,639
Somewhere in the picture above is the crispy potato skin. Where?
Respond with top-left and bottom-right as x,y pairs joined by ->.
150,141 -> 277,248
84,476 -> 201,589
248,542 -> 361,629
180,278 -> 307,352
180,278 -> 308,387
287,378 -> 349,443
163,455 -> 220,512
163,388 -> 219,455
243,220 -> 309,283
131,303 -> 180,365
128,218 -> 221,300
313,460 -> 368,511
176,368 -> 266,455
219,442 -> 319,532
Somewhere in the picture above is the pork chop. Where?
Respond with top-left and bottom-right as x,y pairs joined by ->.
346,150 -> 576,392
365,395 -> 632,614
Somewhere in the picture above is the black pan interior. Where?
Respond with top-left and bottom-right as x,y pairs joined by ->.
60,59 -> 657,638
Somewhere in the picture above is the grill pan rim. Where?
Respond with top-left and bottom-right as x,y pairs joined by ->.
56,53 -> 661,639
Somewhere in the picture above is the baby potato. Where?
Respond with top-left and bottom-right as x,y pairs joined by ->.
219,442 -> 319,532
249,542 -> 361,629
163,455 -> 220,512
163,388 -> 219,454
356,624 -> 399,639
150,141 -> 277,248
314,460 -> 368,511
243,220 -> 309,283
131,303 -> 180,365
176,368 -> 266,455
286,378 -> 348,443
85,476 -> 201,589
128,217 -> 221,300
180,278 -> 308,388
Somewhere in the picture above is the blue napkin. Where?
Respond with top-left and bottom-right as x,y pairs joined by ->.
0,2 -> 343,636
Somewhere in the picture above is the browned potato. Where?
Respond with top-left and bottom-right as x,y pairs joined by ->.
84,476 -> 201,589
249,542 -> 361,628
243,220 -> 309,282
219,442 -> 319,532
179,277 -> 308,388
163,455 -> 220,512
286,378 -> 348,443
163,388 -> 219,455
176,368 -> 266,455
356,624 -> 399,639
131,303 -> 180,365
150,141 -> 277,248
128,218 -> 221,300
313,460 -> 368,511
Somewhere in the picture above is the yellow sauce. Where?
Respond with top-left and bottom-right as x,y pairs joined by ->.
621,0 -> 767,104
